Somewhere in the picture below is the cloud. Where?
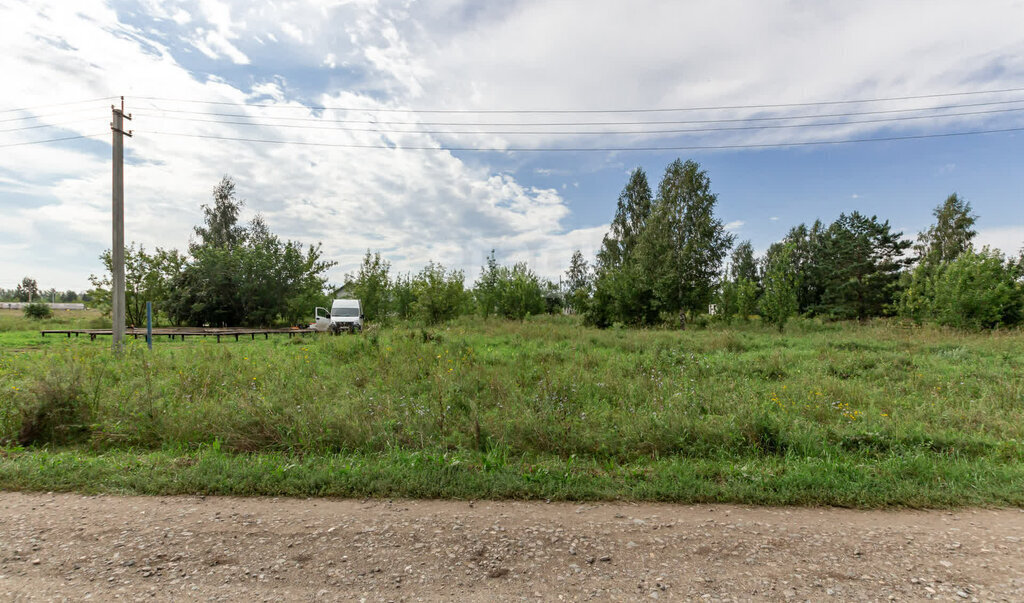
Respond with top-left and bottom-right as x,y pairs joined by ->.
975,226 -> 1024,256
851,194 -> 860,199
4,0 -> 1024,291
725,220 -> 745,231
769,216 -> 780,221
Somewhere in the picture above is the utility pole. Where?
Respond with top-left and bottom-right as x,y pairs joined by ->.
111,97 -> 132,352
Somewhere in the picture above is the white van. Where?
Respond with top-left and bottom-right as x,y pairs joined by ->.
313,299 -> 363,333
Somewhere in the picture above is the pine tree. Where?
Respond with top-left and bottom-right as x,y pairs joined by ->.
817,212 -> 911,320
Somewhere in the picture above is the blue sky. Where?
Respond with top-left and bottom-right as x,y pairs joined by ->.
2,0 -> 1023,290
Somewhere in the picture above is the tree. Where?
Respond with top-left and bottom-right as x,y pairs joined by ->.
588,169 -> 656,326
564,249 -> 591,314
390,273 -> 417,320
412,262 -> 468,325
815,212 -> 911,320
192,177 -> 247,250
772,220 -> 827,314
735,277 -> 759,320
596,168 -> 653,269
914,193 -> 977,268
730,240 -> 760,286
164,179 -> 335,327
492,262 -> 545,320
636,159 -> 734,323
91,244 -> 185,326
474,250 -> 502,318
23,301 -> 52,319
348,250 -> 391,322
14,277 -> 39,302
760,242 -> 799,332
714,280 -> 738,323
899,248 -> 1023,329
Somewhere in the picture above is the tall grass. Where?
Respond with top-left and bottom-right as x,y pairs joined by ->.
1,314 -> 1022,505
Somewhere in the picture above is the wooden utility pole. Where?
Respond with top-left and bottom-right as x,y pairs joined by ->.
111,97 -> 132,352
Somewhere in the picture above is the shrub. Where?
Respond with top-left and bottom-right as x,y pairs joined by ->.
23,301 -> 52,320
898,248 -> 1024,329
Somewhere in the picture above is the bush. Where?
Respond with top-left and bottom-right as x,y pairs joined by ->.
23,301 -> 52,320
898,248 -> 1024,329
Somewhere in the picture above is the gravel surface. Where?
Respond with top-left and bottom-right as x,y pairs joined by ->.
1,492 -> 1023,601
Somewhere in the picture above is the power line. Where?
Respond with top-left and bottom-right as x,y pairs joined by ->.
137,125 -> 1024,152
0,119 -> 105,134
132,105 -> 1024,136
137,97 -> 1024,127
0,105 -> 113,124
133,86 -> 1024,114
0,96 -> 118,114
0,133 -> 107,149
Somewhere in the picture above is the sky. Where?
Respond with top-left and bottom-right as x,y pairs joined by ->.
1,0 -> 1023,291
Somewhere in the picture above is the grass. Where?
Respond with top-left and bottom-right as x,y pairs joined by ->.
1,313 -> 1022,507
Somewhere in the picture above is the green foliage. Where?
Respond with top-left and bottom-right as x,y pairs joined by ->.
192,176 -> 247,250
714,280 -> 738,323
412,261 -> 468,325
914,193 -> 977,268
596,168 -> 652,270
760,243 -> 799,332
585,262 -> 658,327
22,301 -> 52,320
773,220 -> 827,314
390,273 -> 417,320
162,178 -> 335,327
14,277 -> 39,302
474,250 -> 501,318
90,243 -> 184,326
564,249 -> 591,314
815,212 -> 911,320
730,240 -> 760,286
735,278 -> 759,320
589,160 -> 732,326
637,159 -> 734,319
899,248 -> 1024,329
348,250 -> 390,322
492,262 -> 545,320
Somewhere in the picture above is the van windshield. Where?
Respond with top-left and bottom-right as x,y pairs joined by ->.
332,307 -> 359,317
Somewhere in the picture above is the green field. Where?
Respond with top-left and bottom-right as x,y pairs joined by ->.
1,312 -> 1022,507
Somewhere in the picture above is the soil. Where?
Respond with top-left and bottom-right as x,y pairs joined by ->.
1,492 -> 1023,601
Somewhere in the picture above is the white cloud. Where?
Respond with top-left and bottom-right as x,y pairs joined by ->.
851,194 -> 860,199
975,226 -> 1024,256
172,9 -> 192,25
725,220 -> 745,231
769,216 -> 780,221
4,0 -> 1024,290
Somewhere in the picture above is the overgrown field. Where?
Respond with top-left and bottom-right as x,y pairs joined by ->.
1,314 -> 1023,507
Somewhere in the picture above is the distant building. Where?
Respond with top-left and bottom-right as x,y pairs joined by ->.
0,302 -> 86,310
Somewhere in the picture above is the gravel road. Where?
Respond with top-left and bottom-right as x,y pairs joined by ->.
1,492 -> 1023,601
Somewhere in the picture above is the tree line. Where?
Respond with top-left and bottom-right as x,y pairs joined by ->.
0,277 -> 86,304
561,160 -> 1024,331
85,167 -> 1023,331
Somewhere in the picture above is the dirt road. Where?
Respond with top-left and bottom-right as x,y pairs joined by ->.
1,492 -> 1023,601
